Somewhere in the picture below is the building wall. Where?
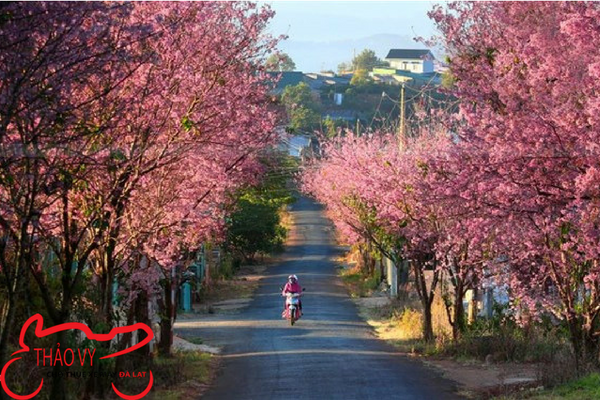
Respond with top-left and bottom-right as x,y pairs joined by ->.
422,60 -> 434,73
388,59 -> 434,74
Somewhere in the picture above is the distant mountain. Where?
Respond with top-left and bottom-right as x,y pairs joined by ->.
278,33 -> 424,73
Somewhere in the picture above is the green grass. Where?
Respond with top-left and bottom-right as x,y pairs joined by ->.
154,351 -> 212,384
185,336 -> 204,345
496,373 -> 600,400
180,351 -> 212,382
340,267 -> 381,297
151,351 -> 214,398
154,390 -> 185,400
535,373 -> 600,400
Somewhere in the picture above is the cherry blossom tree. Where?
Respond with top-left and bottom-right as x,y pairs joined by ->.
302,130 -> 471,341
430,1 -> 600,366
1,3 -> 280,396
77,2 -> 279,356
0,4 -> 145,391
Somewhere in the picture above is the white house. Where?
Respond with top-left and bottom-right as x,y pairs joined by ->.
385,49 -> 435,74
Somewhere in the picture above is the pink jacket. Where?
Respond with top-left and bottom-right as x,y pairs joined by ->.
282,281 -> 302,295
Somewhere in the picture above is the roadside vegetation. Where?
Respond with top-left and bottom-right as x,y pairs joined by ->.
496,374 -> 600,400
339,265 -> 382,298
191,150 -> 297,311
225,152 -> 297,265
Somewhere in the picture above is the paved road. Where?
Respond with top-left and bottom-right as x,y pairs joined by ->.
175,196 -> 462,400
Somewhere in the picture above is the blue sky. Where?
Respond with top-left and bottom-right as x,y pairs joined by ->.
263,1 -> 439,71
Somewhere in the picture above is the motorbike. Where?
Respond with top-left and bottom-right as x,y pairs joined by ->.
281,288 -> 305,326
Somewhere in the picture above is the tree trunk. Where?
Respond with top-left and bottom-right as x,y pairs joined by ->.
452,284 -> 466,342
582,320 -> 600,368
0,291 -> 17,400
158,280 -> 173,356
50,329 -> 67,400
359,245 -> 368,274
0,236 -> 29,397
111,302 -> 136,394
159,316 -> 172,356
398,259 -> 409,285
396,259 -> 409,301
422,299 -> 434,343
135,290 -> 151,358
468,286 -> 478,325
413,259 -> 437,343
0,289 -> 16,362
100,252 -> 115,327
566,314 -> 584,371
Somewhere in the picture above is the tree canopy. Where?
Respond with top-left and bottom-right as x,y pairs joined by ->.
266,52 -> 296,71
281,82 -> 321,132
351,49 -> 387,71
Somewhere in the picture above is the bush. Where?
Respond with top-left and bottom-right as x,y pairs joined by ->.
217,253 -> 238,280
340,266 -> 381,297
392,308 -> 422,340
152,351 -> 212,388
364,270 -> 381,292
224,152 -> 296,263
437,316 -> 570,364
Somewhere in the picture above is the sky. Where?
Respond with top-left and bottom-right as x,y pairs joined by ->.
263,1 -> 440,72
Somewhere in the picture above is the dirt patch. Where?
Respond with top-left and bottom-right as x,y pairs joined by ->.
173,335 -> 221,354
425,358 -> 539,399
353,295 -> 392,308
188,264 -> 268,315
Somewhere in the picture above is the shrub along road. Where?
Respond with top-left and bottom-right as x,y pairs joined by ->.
175,196 -> 462,399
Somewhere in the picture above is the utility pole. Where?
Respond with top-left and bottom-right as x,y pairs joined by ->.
397,82 -> 406,150
399,82 -> 406,138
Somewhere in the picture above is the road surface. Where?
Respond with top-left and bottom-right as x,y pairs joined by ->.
175,196 -> 462,400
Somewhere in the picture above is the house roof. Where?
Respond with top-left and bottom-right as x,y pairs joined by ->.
385,49 -> 434,60
266,71 -> 304,92
324,77 -> 350,85
372,75 -> 399,85
304,73 -> 350,84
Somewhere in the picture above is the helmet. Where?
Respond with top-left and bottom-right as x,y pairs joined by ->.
288,274 -> 298,282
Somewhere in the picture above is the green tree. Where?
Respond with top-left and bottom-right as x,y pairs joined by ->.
350,68 -> 370,86
322,117 -> 346,138
281,82 -> 321,132
337,62 -> 350,73
225,153 -> 297,263
266,52 -> 296,71
225,199 -> 285,263
351,49 -> 386,71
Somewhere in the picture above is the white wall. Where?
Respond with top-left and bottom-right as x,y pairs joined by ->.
422,60 -> 434,73
388,59 -> 433,74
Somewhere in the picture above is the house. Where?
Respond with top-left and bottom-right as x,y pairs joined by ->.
385,49 -> 435,74
370,67 -> 442,88
303,73 -> 351,91
266,71 -> 304,95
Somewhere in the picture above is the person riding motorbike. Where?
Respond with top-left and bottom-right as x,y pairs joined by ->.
282,274 -> 302,316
